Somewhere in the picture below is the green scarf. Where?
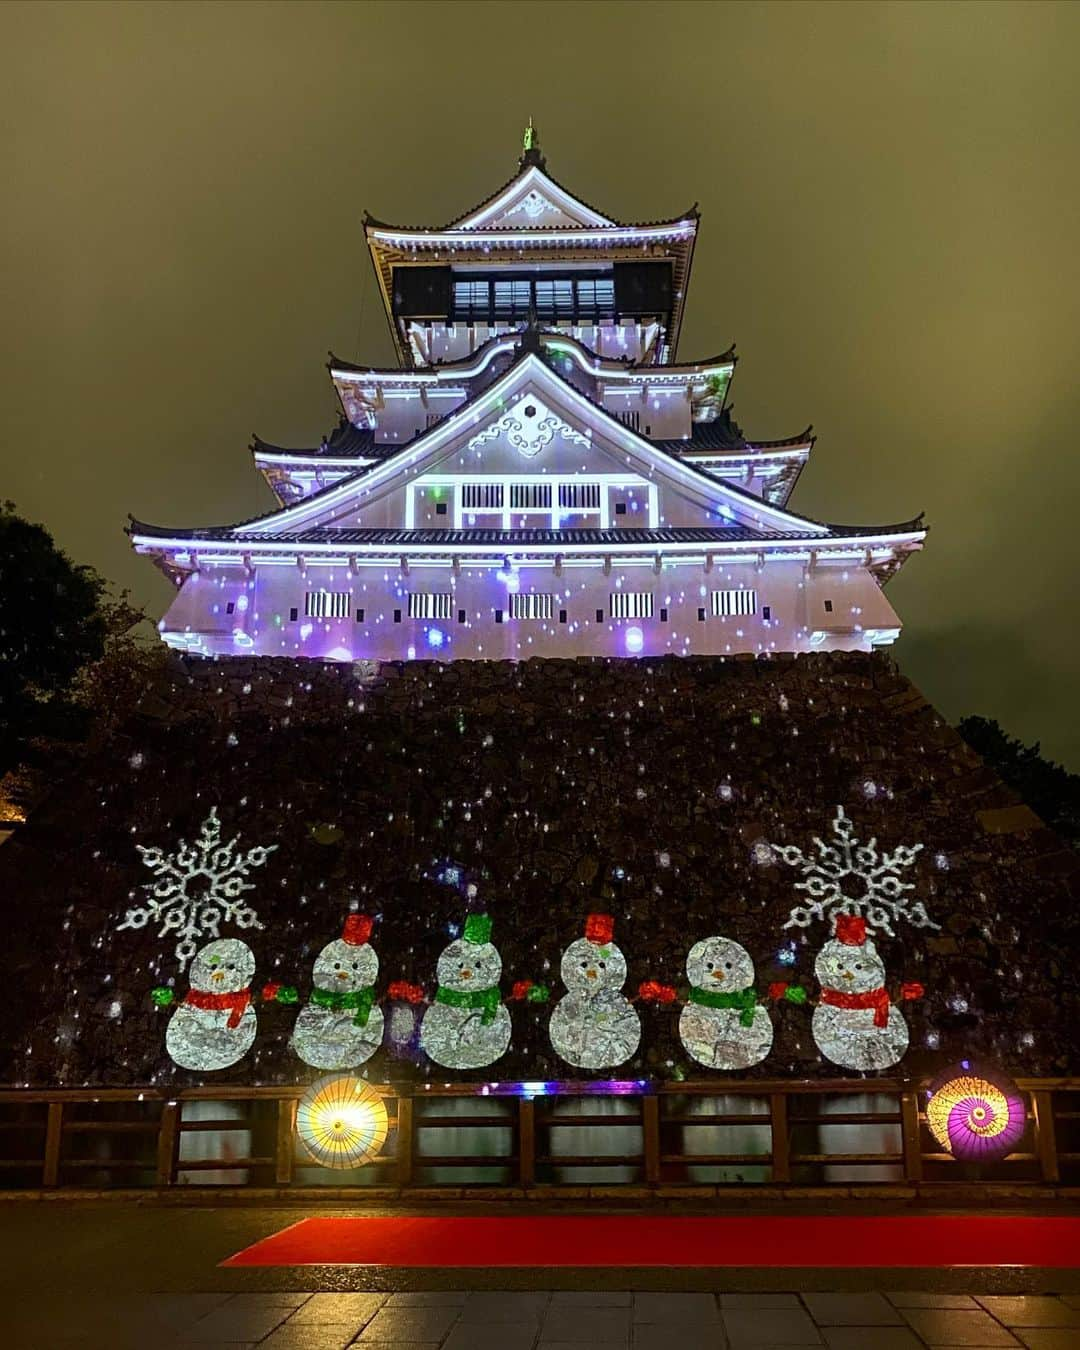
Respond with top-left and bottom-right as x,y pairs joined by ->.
688,985 -> 758,1027
311,985 -> 376,1028
436,984 -> 500,1025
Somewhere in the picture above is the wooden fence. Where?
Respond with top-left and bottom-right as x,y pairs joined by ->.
0,1078 -> 1076,1192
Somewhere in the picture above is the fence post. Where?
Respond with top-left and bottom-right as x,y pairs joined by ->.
1031,1090 -> 1060,1183
770,1093 -> 790,1183
643,1094 -> 661,1185
518,1098 -> 536,1188
42,1101 -> 64,1188
156,1100 -> 181,1187
396,1095 -> 414,1188
275,1098 -> 296,1186
900,1091 -> 924,1184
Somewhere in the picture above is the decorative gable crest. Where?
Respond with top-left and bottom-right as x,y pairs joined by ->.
467,395 -> 591,460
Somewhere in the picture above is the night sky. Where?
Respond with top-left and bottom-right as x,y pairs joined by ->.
3,2 -> 1079,767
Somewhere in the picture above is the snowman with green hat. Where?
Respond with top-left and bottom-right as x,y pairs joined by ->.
420,913 -> 512,1069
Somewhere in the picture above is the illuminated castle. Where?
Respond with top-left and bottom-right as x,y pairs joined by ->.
130,125 -> 925,661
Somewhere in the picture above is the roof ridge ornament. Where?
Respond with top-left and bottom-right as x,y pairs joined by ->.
519,116 -> 546,170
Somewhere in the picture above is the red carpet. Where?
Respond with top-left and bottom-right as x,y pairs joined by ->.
221,1215 -> 1080,1268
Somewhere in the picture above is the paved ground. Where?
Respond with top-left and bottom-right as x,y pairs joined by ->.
3,1205 -> 1080,1348
8,1288 -> 1080,1349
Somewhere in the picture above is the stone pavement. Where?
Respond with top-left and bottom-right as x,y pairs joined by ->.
11,1289 -> 1080,1349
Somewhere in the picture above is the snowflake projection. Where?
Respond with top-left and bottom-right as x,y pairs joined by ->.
118,808 -> 277,970
771,805 -> 937,937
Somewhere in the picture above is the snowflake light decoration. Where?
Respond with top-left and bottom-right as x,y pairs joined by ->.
772,805 -> 937,937
118,808 -> 277,970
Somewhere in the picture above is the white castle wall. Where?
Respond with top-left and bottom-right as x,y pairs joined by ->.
158,559 -> 902,661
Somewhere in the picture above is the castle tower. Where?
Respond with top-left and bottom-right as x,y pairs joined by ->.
130,127 -> 925,661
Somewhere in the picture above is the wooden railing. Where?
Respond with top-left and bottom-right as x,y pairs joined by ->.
0,1079 -> 1076,1192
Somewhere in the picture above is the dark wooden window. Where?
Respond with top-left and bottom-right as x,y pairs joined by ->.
613,261 -> 673,315
391,266 -> 451,319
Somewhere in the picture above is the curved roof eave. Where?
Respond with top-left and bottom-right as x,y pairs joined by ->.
127,347 -> 926,550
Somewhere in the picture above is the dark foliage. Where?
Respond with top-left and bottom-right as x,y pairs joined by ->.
959,716 -> 1080,850
0,503 -> 107,774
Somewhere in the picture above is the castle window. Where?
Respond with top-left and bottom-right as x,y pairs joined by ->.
305,590 -> 351,619
510,483 -> 552,511
614,502 -> 628,516
762,605 -> 771,621
609,591 -> 654,619
824,599 -> 834,613
711,589 -> 758,617
660,607 -> 668,622
618,411 -> 641,432
462,483 -> 504,510
558,483 -> 601,511
509,593 -> 554,620
408,592 -> 454,620
453,278 -> 489,314
289,607 -> 299,622
435,501 -> 448,516
356,608 -> 365,622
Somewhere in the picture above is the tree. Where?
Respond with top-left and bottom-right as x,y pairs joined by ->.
0,502 -> 109,774
958,716 -> 1080,850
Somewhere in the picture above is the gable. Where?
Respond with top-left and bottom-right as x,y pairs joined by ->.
454,166 -> 615,232
235,355 -> 828,540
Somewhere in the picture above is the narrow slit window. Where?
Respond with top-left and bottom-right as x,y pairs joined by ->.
462,483 -> 504,510
510,483 -> 552,511
407,592 -> 454,620
609,592 -> 654,619
558,483 -> 601,511
711,589 -> 758,618
305,590 -> 351,619
509,593 -> 554,620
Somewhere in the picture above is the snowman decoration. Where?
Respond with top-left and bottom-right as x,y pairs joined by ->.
550,914 -> 641,1070
813,915 -> 922,1071
420,914 -> 511,1070
157,938 -> 257,1071
679,936 -> 775,1070
289,914 -> 384,1070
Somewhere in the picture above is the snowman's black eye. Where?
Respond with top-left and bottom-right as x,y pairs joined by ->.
227,963 -> 235,971
580,961 -> 589,969
724,961 -> 733,970
599,962 -> 606,971
333,962 -> 341,970
352,961 -> 359,970
855,963 -> 863,971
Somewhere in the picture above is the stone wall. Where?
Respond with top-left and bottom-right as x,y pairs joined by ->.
2,651 -> 1077,1088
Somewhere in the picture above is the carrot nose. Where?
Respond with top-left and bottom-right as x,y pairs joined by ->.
460,969 -> 473,981
211,970 -> 224,984
711,970 -> 725,981
336,971 -> 350,981
842,971 -> 854,982
586,968 -> 598,980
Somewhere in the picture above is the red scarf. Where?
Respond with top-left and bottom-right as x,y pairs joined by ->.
184,986 -> 251,1030
821,985 -> 890,1028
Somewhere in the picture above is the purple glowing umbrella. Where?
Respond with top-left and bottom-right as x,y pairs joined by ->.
926,1061 -> 1027,1163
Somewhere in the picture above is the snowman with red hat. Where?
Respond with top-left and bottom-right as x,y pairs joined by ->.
286,914 -> 384,1069
812,915 -> 922,1071
550,914 -> 641,1070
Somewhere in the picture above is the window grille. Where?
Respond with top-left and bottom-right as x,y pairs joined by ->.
577,277 -> 614,309
462,483 -> 504,510
558,483 -> 601,511
305,590 -> 351,619
711,589 -> 758,617
408,592 -> 454,620
509,593 -> 554,620
609,592 -> 654,619
453,279 -> 489,313
510,483 -> 552,510
493,280 -> 531,316
534,278 -> 575,314
618,411 -> 641,432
